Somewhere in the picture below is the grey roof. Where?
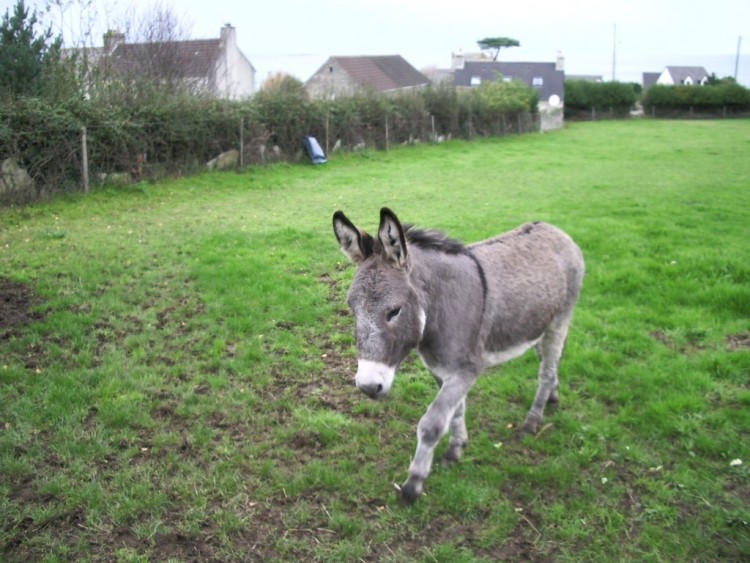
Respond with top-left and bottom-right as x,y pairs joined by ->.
665,66 -> 709,83
325,55 -> 430,92
110,39 -> 222,78
642,72 -> 661,89
454,61 -> 564,101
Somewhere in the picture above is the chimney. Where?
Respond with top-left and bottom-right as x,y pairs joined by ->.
452,48 -> 465,70
220,23 -> 236,47
555,50 -> 565,71
103,30 -> 125,54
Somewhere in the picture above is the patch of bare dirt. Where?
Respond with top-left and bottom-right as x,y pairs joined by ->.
727,332 -> 750,351
0,277 -> 45,340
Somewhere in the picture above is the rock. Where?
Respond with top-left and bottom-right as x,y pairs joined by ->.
0,158 -> 35,201
207,149 -> 239,170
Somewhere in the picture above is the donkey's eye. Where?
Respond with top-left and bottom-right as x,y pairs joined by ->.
386,307 -> 402,322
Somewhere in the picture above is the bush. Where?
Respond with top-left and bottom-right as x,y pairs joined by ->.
564,80 -> 638,118
642,82 -> 750,113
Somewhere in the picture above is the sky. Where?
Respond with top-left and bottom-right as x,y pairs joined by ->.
8,0 -> 750,87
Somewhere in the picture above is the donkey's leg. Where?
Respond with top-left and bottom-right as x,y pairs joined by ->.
442,396 -> 468,463
521,313 -> 571,435
401,376 -> 474,502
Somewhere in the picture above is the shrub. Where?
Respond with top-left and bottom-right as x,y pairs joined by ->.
642,82 -> 750,113
564,80 -> 638,118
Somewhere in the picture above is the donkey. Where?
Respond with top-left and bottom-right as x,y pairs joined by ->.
332,208 -> 584,502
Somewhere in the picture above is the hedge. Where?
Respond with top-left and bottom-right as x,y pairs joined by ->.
564,80 -> 638,119
0,82 -> 539,204
642,82 -> 750,113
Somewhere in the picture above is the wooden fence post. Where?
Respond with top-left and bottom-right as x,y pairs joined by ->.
239,117 -> 244,169
80,126 -> 89,194
325,115 -> 330,156
385,116 -> 389,151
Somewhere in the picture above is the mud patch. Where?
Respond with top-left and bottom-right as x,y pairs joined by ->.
727,332 -> 750,351
0,277 -> 45,340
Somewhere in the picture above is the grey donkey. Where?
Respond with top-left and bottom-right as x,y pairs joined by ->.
333,208 -> 584,502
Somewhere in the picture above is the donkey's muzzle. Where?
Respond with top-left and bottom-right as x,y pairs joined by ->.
355,359 -> 395,399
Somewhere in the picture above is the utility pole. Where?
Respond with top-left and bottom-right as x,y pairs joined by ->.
735,36 -> 743,81
612,24 -> 617,81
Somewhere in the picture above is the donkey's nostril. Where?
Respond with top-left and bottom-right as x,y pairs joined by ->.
358,382 -> 383,399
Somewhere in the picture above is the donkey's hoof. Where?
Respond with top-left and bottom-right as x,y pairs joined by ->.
519,419 -> 540,437
396,481 -> 422,504
442,448 -> 462,464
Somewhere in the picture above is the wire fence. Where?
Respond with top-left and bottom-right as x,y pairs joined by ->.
0,97 -> 539,205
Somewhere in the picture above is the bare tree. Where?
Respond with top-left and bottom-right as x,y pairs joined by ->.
104,1 -> 198,101
42,1 -> 197,101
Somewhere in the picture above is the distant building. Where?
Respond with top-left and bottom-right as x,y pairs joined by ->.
642,72 -> 661,89
655,66 -> 710,86
452,53 -> 566,131
78,25 -> 256,99
305,55 -> 430,99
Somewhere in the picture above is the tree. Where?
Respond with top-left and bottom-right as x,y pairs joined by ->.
93,2 -> 197,103
261,72 -> 307,98
0,0 -> 62,98
477,37 -> 520,61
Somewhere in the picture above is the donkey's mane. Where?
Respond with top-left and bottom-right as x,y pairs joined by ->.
403,225 -> 466,255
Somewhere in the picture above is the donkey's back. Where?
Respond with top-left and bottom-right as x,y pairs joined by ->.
470,221 -> 585,357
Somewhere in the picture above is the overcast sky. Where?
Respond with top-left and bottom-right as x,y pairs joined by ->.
9,0 -> 750,86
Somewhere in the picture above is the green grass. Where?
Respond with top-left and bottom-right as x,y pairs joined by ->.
1,119 -> 749,561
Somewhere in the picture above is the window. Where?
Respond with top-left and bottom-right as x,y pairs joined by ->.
470,76 -> 481,86
532,76 -> 544,87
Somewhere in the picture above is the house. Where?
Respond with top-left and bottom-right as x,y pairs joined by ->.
100,24 -> 255,99
655,66 -> 709,86
305,55 -> 430,99
453,55 -> 566,131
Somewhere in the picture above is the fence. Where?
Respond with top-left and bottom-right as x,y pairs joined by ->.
0,97 -> 538,205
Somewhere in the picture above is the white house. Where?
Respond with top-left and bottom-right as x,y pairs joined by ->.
656,66 -> 710,86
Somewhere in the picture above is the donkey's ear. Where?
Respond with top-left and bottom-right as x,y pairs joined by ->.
333,211 -> 373,264
378,207 -> 408,268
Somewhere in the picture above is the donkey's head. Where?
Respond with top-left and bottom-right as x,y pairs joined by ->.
333,208 -> 425,399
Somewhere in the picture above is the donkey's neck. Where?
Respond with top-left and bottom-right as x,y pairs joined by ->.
410,246 -> 486,328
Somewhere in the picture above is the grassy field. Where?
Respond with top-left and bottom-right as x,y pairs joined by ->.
1,119 -> 749,561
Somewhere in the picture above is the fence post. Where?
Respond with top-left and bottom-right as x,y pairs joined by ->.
239,117 -> 244,169
325,115 -> 330,156
385,115 -> 389,151
80,126 -> 89,194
